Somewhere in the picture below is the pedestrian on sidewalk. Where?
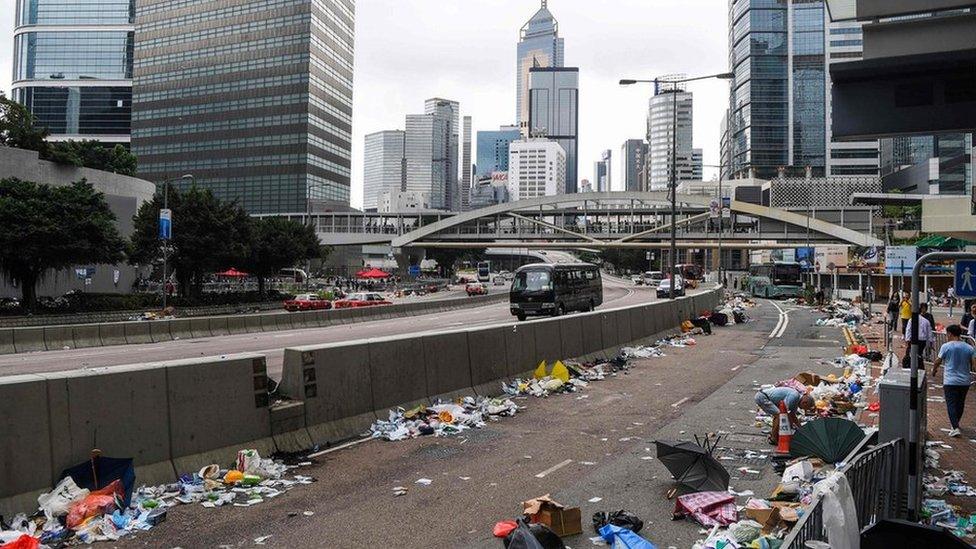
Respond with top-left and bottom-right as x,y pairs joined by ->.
902,309 -> 933,368
900,294 -> 912,334
962,303 -> 976,335
932,324 -> 976,437
948,287 -> 956,318
754,387 -> 816,445
887,296 -> 899,334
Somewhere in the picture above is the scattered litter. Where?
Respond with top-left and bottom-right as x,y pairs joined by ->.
414,478 -> 432,486
588,497 -> 603,503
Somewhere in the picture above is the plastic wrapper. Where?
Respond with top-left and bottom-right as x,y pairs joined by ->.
592,510 -> 644,534
66,479 -> 123,530
37,476 -> 90,519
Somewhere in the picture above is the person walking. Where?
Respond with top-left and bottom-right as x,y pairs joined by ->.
754,387 -> 816,445
920,303 -> 937,361
900,294 -> 912,334
932,324 -> 976,437
903,309 -> 933,368
948,287 -> 956,318
887,296 -> 900,334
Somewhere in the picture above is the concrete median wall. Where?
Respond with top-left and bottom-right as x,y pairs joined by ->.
0,353 -> 284,518
0,292 -> 508,356
279,287 -> 724,448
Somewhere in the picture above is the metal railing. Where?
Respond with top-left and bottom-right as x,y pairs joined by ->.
783,438 -> 904,548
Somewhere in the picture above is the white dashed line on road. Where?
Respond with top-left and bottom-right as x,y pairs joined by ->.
671,397 -> 690,408
534,459 -> 574,478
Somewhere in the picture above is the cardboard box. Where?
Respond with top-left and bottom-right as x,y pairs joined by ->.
522,494 -> 583,537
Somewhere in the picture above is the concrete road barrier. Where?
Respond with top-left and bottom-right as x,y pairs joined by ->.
0,328 -> 14,354
209,316 -> 229,337
13,327 -> 47,353
615,308 -> 633,350
281,343 -> 377,446
123,321 -> 153,345
244,314 -> 264,333
468,326 -> 512,396
43,325 -> 74,351
44,363 -> 175,488
167,354 -> 275,475
169,318 -> 193,340
368,336 -> 428,413
274,313 -> 295,331
600,311 -> 620,355
422,331 -> 475,401
189,317 -> 212,339
149,320 -> 173,343
580,314 -> 605,358
533,319 -> 564,371
0,374 -> 54,519
260,313 -> 279,332
98,322 -> 127,347
505,321 -> 538,379
559,316 -> 584,359
629,306 -> 648,343
226,315 -> 247,335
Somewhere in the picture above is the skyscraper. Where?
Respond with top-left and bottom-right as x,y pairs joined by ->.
405,113 -> 450,210
692,149 -> 703,181
647,82 -> 695,190
825,20 -> 879,177
621,139 -> 647,192
13,0 -> 134,144
424,98 -> 460,210
517,0 -> 564,133
363,130 -> 405,212
461,116 -> 472,211
528,67 -> 578,193
594,150 -> 611,192
475,126 -> 521,178
131,0 -> 355,214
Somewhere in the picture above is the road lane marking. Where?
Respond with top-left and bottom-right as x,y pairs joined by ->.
534,459 -> 573,478
671,397 -> 690,408
768,300 -> 790,339
731,365 -> 742,371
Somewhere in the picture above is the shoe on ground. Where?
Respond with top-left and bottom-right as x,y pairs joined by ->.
948,428 -> 961,438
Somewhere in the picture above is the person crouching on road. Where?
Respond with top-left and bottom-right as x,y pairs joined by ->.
933,324 -> 976,438
755,387 -> 816,445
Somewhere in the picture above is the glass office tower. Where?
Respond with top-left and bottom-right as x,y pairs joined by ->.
12,0 -> 134,143
475,128 -> 521,178
528,67 -> 578,193
517,0 -> 564,131
131,0 -> 355,214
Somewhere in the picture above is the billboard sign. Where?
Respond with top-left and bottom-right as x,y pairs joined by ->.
159,208 -> 172,240
796,247 -> 815,272
815,245 -> 849,273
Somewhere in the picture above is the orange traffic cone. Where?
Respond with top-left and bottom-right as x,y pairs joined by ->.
776,400 -> 793,454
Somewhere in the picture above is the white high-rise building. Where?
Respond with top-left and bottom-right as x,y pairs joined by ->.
363,130 -> 405,212
461,116 -> 473,211
508,138 -> 566,201
647,82 -> 695,190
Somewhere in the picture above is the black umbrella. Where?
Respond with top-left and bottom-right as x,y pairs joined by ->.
861,519 -> 972,548
655,435 -> 729,493
59,450 -> 136,507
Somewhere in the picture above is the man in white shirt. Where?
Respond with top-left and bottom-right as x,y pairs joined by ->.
904,312 -> 933,366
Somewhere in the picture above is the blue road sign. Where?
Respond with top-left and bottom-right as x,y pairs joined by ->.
955,260 -> 976,298
408,265 -> 421,277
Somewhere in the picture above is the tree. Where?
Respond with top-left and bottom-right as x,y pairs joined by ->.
242,217 -> 321,296
0,94 -> 49,155
46,140 -> 138,175
0,178 -> 126,310
130,185 -> 250,298
424,247 -> 487,277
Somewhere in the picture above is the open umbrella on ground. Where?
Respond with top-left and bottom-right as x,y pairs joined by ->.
655,435 -> 729,493
861,519 -> 972,548
58,450 -> 136,507
216,268 -> 248,277
356,267 -> 391,279
790,417 -> 864,463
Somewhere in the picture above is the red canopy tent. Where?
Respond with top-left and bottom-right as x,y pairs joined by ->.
216,268 -> 248,278
356,267 -> 391,279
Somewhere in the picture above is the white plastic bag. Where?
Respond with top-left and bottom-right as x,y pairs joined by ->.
37,476 -> 90,519
813,472 -> 859,549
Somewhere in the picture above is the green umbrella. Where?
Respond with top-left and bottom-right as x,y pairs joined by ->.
790,418 -> 864,463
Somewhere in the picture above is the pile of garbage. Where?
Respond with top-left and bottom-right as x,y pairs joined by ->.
717,294 -> 755,325
922,499 -> 976,540
0,449 -> 312,547
814,299 -> 865,327
369,397 -> 518,441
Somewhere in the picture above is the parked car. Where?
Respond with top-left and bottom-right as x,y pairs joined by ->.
283,294 -> 332,312
644,271 -> 665,286
493,277 -> 507,286
333,292 -> 392,308
466,282 -> 489,296
656,276 -> 686,298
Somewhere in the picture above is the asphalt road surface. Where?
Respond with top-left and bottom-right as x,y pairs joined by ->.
111,298 -> 811,549
0,277 -> 695,379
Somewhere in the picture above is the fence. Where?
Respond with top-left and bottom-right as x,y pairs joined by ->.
782,438 -> 904,548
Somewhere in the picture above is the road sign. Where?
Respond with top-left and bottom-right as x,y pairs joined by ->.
159,208 -> 172,240
955,260 -> 976,298
408,265 -> 421,277
885,246 -> 917,275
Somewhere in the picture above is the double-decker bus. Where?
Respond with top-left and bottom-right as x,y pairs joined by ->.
748,261 -> 802,299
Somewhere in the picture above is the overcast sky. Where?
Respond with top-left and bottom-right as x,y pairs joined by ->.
0,0 -> 730,208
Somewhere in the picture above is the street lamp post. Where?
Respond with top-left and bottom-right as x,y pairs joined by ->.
160,174 -> 193,309
620,72 -> 734,298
